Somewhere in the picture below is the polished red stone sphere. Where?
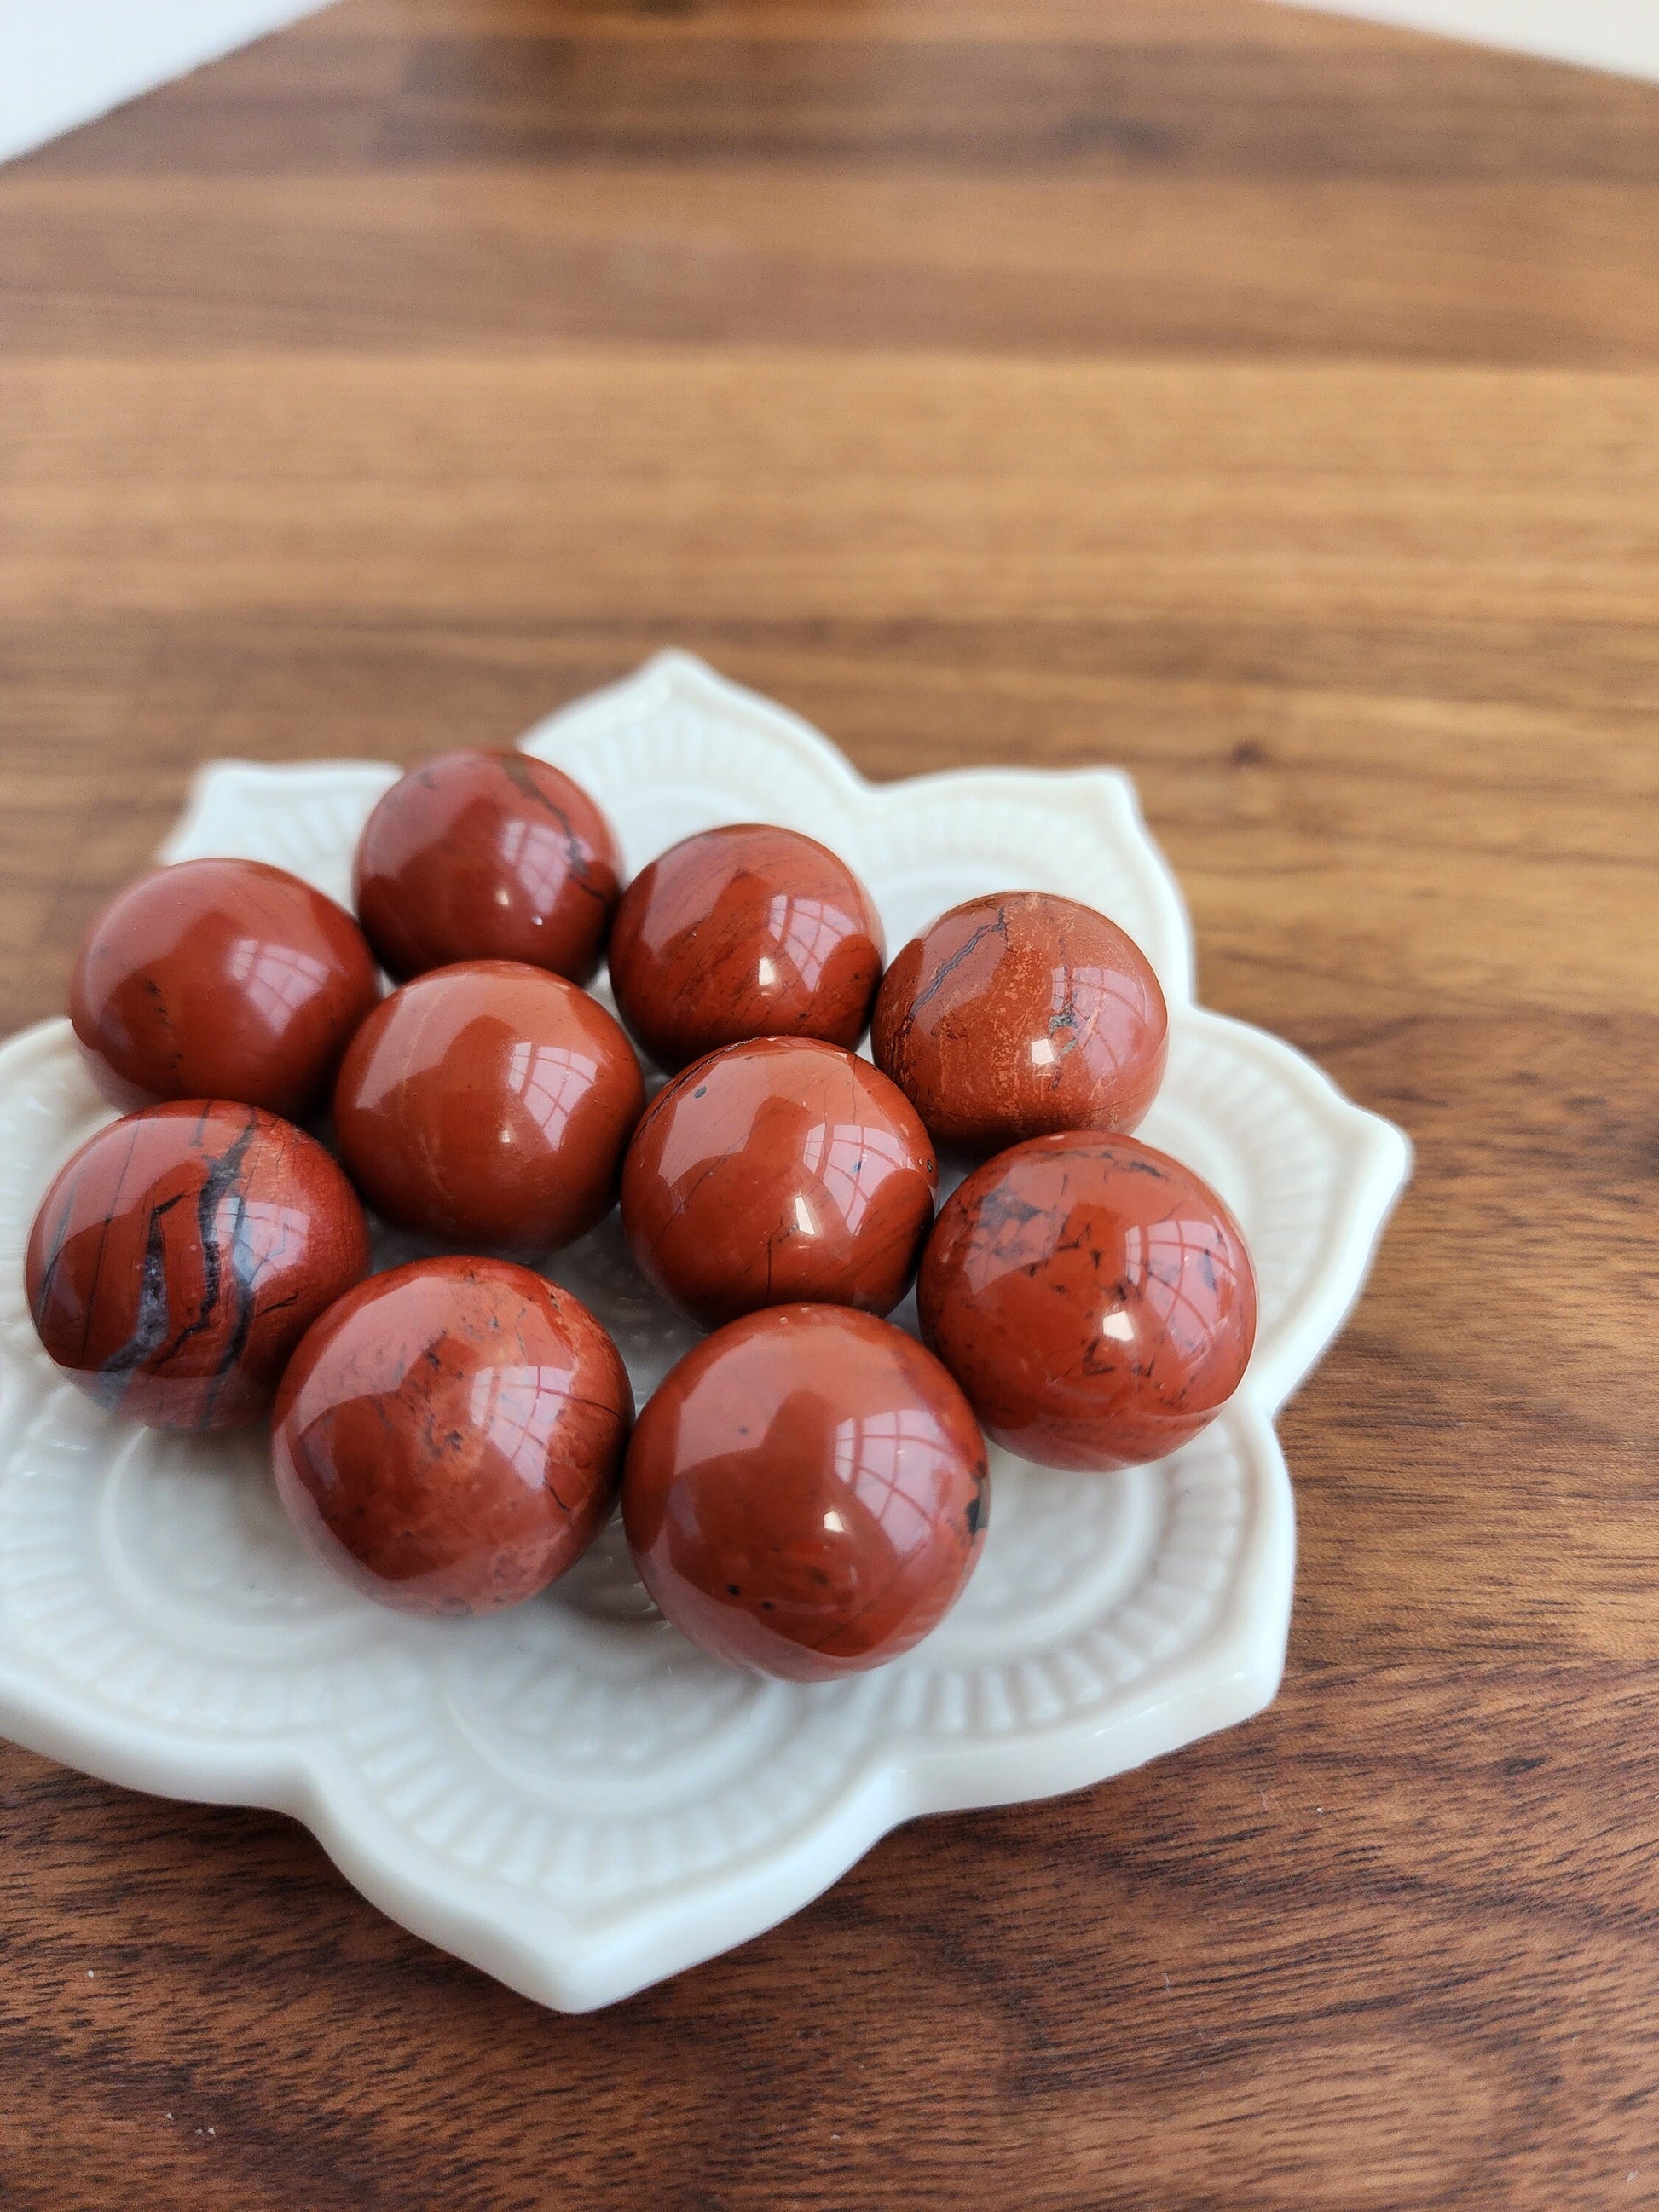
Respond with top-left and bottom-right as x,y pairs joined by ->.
623,1305 -> 987,1680
274,1257 -> 632,1616
70,858 -> 381,1121
621,1038 -> 936,1331
332,960 -> 645,1255
871,891 -> 1168,1158
26,1100 -> 371,1430
606,823 -> 885,1073
919,1133 -> 1256,1472
354,749 -> 622,985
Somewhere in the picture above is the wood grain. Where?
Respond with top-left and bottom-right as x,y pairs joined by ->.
0,3 -> 1656,2206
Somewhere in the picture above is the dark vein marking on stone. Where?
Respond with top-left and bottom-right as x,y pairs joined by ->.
909,910 -> 1009,1020
94,1194 -> 185,1406
499,754 -> 608,905
73,1116 -> 152,1364
154,1112 -> 261,1385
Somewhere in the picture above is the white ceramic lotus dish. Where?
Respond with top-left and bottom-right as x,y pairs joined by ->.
0,654 -> 1408,2011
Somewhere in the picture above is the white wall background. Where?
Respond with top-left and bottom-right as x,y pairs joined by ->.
1279,0 -> 1659,83
1,0 -> 1656,169
0,0 -> 337,165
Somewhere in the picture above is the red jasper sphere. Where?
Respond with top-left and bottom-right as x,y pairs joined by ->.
607,823 -> 885,1073
623,1305 -> 987,1680
26,1100 -> 370,1429
919,1132 -> 1256,1471
332,960 -> 645,1254
354,749 -> 622,985
621,1037 -> 936,1331
70,858 -> 381,1120
872,891 -> 1167,1158
274,1257 -> 632,1615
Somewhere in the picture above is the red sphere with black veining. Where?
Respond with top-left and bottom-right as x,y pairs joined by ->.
872,891 -> 1168,1158
623,1305 -> 987,1680
332,960 -> 645,1254
26,1100 -> 371,1430
919,1133 -> 1256,1471
354,749 -> 622,984
70,858 -> 381,1120
607,823 -> 885,1073
274,1257 -> 632,1616
621,1037 -> 936,1331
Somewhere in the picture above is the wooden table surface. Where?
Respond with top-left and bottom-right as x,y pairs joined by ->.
2,3 -> 1656,2204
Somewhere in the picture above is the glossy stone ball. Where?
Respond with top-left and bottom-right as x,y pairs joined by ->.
607,823 -> 885,1073
919,1133 -> 1256,1472
332,960 -> 645,1255
354,749 -> 622,984
621,1037 -> 936,1331
71,858 -> 381,1121
623,1305 -> 987,1680
26,1100 -> 371,1430
274,1257 -> 632,1615
871,891 -> 1168,1158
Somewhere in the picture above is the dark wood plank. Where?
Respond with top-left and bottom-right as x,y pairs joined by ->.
0,3 -> 1655,2207
3,4 -> 1658,364
27,26 -> 1659,182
